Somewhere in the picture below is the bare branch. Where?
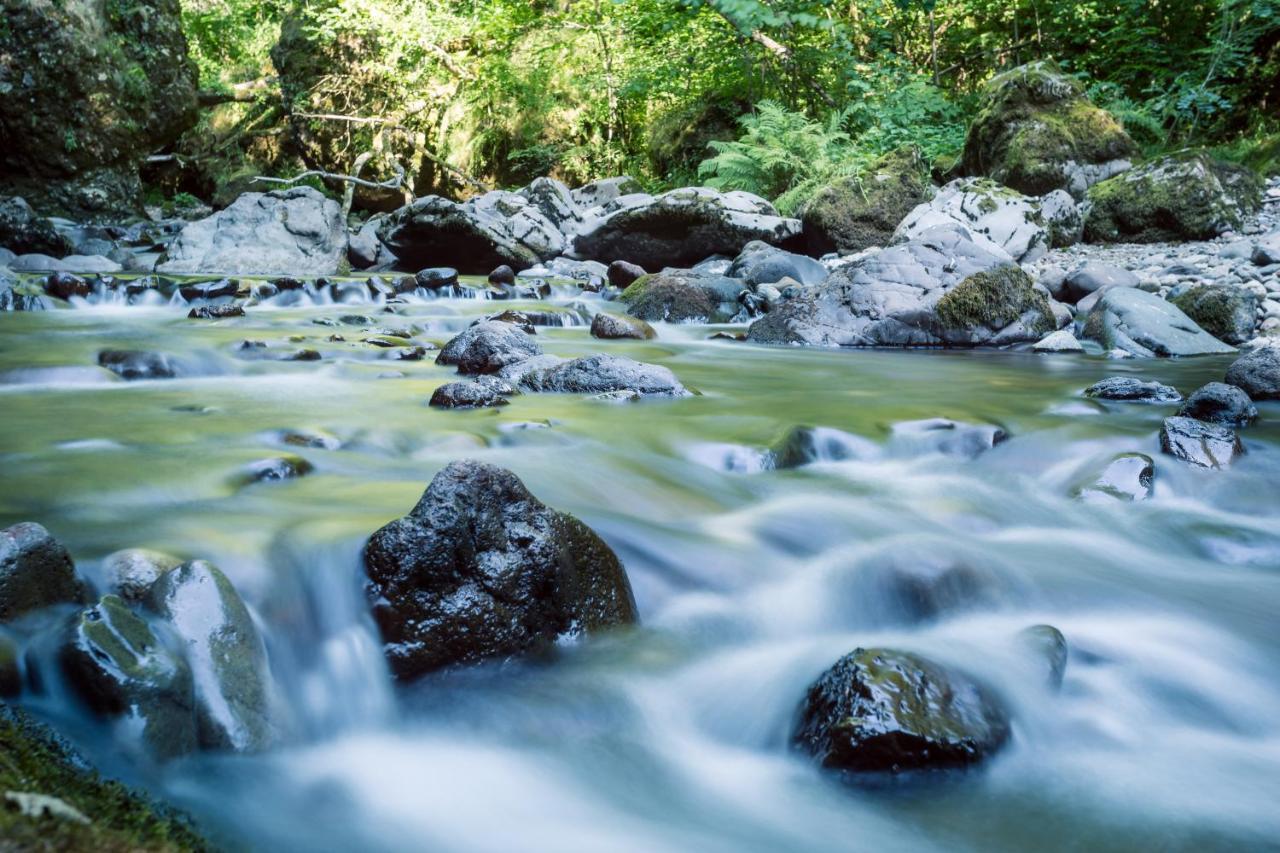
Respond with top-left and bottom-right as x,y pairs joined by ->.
252,163 -> 406,191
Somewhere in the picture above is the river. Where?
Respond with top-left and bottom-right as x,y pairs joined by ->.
1,282 -> 1278,851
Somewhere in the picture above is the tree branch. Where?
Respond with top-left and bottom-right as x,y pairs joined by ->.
252,163 -> 406,192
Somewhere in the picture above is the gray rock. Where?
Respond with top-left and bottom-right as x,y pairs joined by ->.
770,426 -> 879,469
515,353 -> 689,397
348,216 -> 397,271
1075,453 -> 1154,502
1084,376 -> 1183,403
239,455 -> 313,484
889,418 -> 1008,459
1040,189 -> 1083,247
414,267 -> 459,290
570,176 -> 644,210
726,240 -> 828,286
0,197 -> 71,256
892,178 -> 1051,262
1168,283 -> 1259,345
58,255 -> 121,274
1159,416 -> 1244,469
378,192 -> 563,273
147,561 -> 274,752
1017,624 -> 1069,690
487,264 -> 516,285
43,271 -> 91,300
793,647 -> 1010,772
590,312 -> 656,340
1032,329 -> 1083,352
0,269 -> 49,311
606,260 -> 646,289
363,460 -> 638,680
1254,232 -> 1280,266
8,254 -> 67,272
620,270 -> 746,323
102,549 -> 182,604
570,186 -> 801,270
435,321 -> 543,375
159,188 -> 347,276
1224,347 -> 1280,400
1178,382 -> 1258,425
429,376 -> 516,409
1081,287 -> 1236,357
749,225 -> 1055,347
97,350 -> 178,380
520,178 -> 578,230
1062,262 -> 1139,303
0,523 -> 86,623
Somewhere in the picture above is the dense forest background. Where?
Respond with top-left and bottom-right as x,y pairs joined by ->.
154,0 -> 1280,212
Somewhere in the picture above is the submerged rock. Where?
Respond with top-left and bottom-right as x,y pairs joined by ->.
1081,288 -> 1235,358
240,455 -> 314,484
889,418 -> 1008,459
436,321 -> 543,375
147,561 -> 273,752
429,377 -> 516,409
97,350 -> 178,381
620,270 -> 746,323
590,312 -> 656,340
514,354 -> 689,398
1075,453 -> 1155,502
0,523 -> 86,623
1017,624 -> 1068,689
363,460 -> 638,680
793,647 -> 1011,773
1224,347 -> 1280,401
1083,376 -> 1183,404
1178,383 -> 1258,426
770,426 -> 879,469
187,304 -> 245,320
1159,416 -> 1244,469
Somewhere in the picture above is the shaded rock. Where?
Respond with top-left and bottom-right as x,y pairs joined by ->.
435,321 -> 543,375
59,255 -> 121,274
620,270 -> 746,323
362,460 -> 638,680
1017,624 -> 1068,689
59,595 -> 198,758
1031,329 -> 1083,352
1253,232 -> 1280,266
749,225 -> 1054,347
793,647 -> 1010,773
1159,416 -> 1243,469
159,188 -> 347,276
590,313 -> 656,340
1074,453 -> 1154,502
285,349 -> 321,362
97,350 -> 178,380
801,146 -> 934,254
570,186 -> 801,270
770,426 -> 879,469
0,270 -> 48,312
147,561 -> 273,752
378,193 -> 562,273
0,198 -> 71,256
43,273 -> 90,301
488,265 -> 516,285
1224,347 -> 1280,400
1178,382 -> 1259,426
429,376 -> 515,409
514,354 -> 689,398
1084,152 -> 1262,243
0,633 -> 19,697
606,260 -> 646,289
1083,376 -> 1182,403
187,304 -> 245,320
963,60 -> 1136,198
1061,262 -> 1139,304
893,178 -> 1052,262
0,523 -> 85,623
1081,287 -> 1235,357
347,217 -> 397,271
179,279 -> 238,301
240,456 -> 313,484
726,241 -> 828,287
102,549 -> 182,604
889,418 -> 1008,459
1168,283 -> 1259,345
415,267 -> 459,290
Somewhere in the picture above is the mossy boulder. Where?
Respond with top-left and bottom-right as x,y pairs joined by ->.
621,271 -> 746,323
800,147 -> 934,254
1083,152 -> 1262,243
963,60 -> 1136,199
1168,283 -> 1259,345
934,266 -> 1055,340
0,0 -> 199,217
793,647 -> 1011,773
1082,287 -> 1236,357
646,94 -> 747,179
0,704 -> 208,850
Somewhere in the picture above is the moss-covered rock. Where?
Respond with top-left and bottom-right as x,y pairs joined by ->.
1168,283 -> 1259,345
800,147 -> 934,254
646,94 -> 747,180
620,271 -> 745,323
0,0 -> 199,217
934,266 -> 1054,338
963,60 -> 1136,199
0,703 -> 208,850
1083,151 -> 1262,243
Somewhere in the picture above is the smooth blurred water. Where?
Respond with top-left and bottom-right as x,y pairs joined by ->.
1,284 -> 1278,852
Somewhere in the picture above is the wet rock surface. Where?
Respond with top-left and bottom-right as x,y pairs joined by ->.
513,354 -> 690,397
1225,347 -> 1280,400
1075,453 -> 1155,502
1084,376 -> 1183,404
436,321 -> 543,375
429,376 -> 516,409
1178,382 -> 1259,426
1159,416 -> 1244,469
363,460 -> 638,680
97,350 -> 178,381
590,312 -> 656,340
0,523 -> 86,623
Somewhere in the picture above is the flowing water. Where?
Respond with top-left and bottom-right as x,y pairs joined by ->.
1,282 -> 1279,852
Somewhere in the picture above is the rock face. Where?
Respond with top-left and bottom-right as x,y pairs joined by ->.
1084,153 -> 1262,243
147,561 -> 273,752
893,178 -> 1056,262
793,648 -> 1011,773
570,186 -> 801,270
1178,382 -> 1258,426
159,188 -> 347,276
1081,288 -> 1236,357
1160,417 -> 1244,469
377,193 -> 562,273
1084,376 -> 1183,404
0,523 -> 85,623
621,271 -> 746,323
590,313 -> 656,340
435,321 -> 543,375
1225,348 -> 1280,400
514,354 -> 690,398
1168,283 -> 1259,345
801,147 -> 934,254
363,461 -> 638,680
0,0 -> 198,217
0,197 -> 71,256
962,60 -> 1136,199
749,225 -> 1055,347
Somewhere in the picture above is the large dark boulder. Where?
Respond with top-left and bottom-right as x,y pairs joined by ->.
793,647 -> 1011,773
1084,152 -> 1262,243
801,147 -> 934,254
1224,347 -> 1280,400
377,193 -> 563,273
620,271 -> 746,324
1160,416 -> 1243,469
1178,382 -> 1258,426
0,0 -> 199,217
0,523 -> 86,623
962,60 -> 1136,199
0,197 -> 71,256
363,461 -> 638,680
1081,288 -> 1236,357
748,225 -> 1055,347
435,321 -> 543,375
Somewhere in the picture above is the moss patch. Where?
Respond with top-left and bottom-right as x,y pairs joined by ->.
801,146 -> 932,254
935,265 -> 1053,334
0,704 -> 208,851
